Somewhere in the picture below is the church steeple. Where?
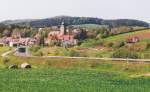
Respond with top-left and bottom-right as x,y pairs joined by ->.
60,22 -> 66,35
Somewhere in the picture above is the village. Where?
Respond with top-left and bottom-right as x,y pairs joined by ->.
0,22 -> 87,48
0,0 -> 150,91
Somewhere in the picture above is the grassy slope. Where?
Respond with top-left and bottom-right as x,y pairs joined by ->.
104,29 -> 150,42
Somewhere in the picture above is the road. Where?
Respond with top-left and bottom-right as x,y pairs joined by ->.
1,48 -> 150,63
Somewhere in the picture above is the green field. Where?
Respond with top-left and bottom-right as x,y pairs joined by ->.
0,68 -> 149,92
0,54 -> 149,92
104,29 -> 150,42
0,44 -> 149,92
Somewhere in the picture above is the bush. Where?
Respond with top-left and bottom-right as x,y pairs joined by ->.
127,42 -> 148,51
110,26 -> 132,35
142,53 -> 150,59
112,48 -> 140,59
29,45 -> 41,52
87,51 -> 103,58
34,51 -> 43,56
103,42 -> 114,47
113,41 -> 125,48
63,49 -> 79,57
2,57 -> 10,65
81,39 -> 103,47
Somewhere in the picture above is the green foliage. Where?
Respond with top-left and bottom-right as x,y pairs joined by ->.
126,42 -> 148,51
86,51 -> 103,58
104,29 -> 150,43
103,42 -> 114,47
101,31 -> 110,38
2,57 -> 10,65
110,26 -> 133,35
5,16 -> 148,28
113,41 -> 125,48
81,39 -> 103,47
141,53 -> 150,59
94,26 -> 110,39
29,45 -> 41,52
74,24 -> 108,30
63,49 -> 79,57
34,51 -> 43,56
112,48 -> 140,59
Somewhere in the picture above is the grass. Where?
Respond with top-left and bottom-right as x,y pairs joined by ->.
0,45 -> 149,92
0,47 -> 149,92
0,46 -> 11,55
104,29 -> 150,42
0,68 -> 149,92
2,56 -> 150,74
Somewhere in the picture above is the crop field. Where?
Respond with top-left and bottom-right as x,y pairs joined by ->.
0,54 -> 149,92
104,29 -> 150,42
0,68 -> 149,92
0,45 -> 149,92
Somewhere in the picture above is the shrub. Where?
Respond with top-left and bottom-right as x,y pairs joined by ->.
113,41 -> 125,48
127,42 -> 148,51
103,42 -> 114,47
112,48 -> 140,59
101,31 -> 110,38
81,39 -> 103,47
86,31 -> 97,39
63,49 -> 79,57
86,51 -> 103,58
29,45 -> 41,52
34,51 -> 43,56
110,26 -> 132,35
53,49 -> 60,56
2,57 -> 10,65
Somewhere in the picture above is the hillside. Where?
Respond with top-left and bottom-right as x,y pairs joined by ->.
1,16 -> 149,28
104,29 -> 150,42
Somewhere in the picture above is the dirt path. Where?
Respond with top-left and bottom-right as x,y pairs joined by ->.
130,73 -> 150,78
2,48 -> 150,63
1,49 -> 17,57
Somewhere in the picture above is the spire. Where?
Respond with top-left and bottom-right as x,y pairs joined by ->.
61,22 -> 64,25
60,22 -> 66,35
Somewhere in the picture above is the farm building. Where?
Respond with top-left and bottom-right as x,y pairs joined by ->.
126,37 -> 140,43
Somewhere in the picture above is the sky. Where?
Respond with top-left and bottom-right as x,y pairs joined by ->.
0,0 -> 149,22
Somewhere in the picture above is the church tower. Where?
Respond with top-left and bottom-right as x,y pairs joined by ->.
60,22 -> 66,35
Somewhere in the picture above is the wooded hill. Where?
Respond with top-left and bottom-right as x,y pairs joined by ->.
1,16 -> 149,28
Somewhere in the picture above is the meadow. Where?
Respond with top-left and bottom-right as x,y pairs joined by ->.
0,68 -> 149,92
0,45 -> 150,92
104,29 -> 150,42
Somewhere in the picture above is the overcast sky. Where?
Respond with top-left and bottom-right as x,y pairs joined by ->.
0,0 -> 149,22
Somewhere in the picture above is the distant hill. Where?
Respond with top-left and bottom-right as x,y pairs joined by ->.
2,19 -> 35,25
1,16 -> 149,28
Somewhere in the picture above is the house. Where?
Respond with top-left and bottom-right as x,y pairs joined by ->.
126,37 -> 140,43
1,37 -> 38,47
9,41 -> 19,47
